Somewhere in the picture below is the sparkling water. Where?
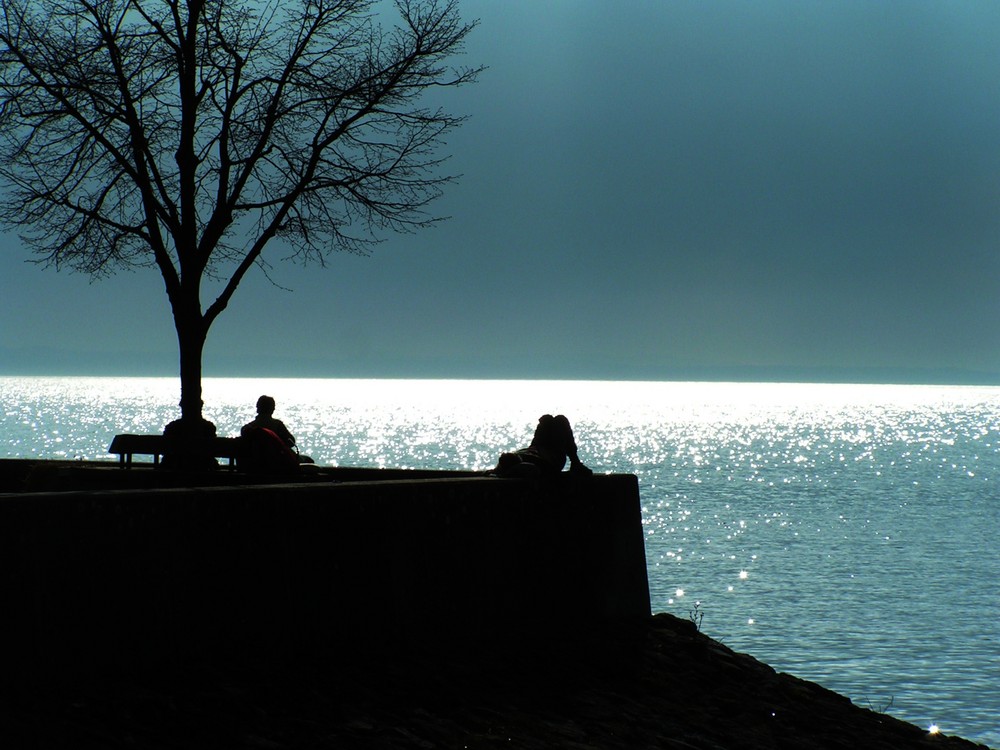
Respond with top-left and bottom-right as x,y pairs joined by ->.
1,376 -> 997,747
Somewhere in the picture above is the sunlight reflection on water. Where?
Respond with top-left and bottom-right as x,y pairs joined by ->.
2,377 -> 998,746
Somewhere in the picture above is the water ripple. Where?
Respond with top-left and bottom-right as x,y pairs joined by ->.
2,378 -> 998,746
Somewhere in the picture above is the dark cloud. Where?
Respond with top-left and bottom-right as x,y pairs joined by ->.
3,1 -> 1000,382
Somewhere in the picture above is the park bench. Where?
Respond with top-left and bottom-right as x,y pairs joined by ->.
108,434 -> 243,470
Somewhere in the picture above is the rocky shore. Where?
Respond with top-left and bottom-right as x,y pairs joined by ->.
1,613 -> 990,749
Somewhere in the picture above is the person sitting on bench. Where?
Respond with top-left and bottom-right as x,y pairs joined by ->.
243,395 -> 297,449
240,395 -> 312,472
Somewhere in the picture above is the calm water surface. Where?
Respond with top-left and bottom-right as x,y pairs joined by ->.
1,377 -> 997,747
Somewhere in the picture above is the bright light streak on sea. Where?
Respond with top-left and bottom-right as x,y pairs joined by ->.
1,376 -> 998,747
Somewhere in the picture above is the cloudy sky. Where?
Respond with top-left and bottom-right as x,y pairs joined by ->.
3,0 -> 1000,383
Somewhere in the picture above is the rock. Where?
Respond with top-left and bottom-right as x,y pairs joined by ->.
0,613 -> 989,749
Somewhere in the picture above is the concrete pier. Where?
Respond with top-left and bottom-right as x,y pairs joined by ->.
0,465 -> 649,678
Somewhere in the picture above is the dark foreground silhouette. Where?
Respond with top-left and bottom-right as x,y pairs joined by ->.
160,414 -> 219,471
242,395 -> 298,448
0,613 -> 987,750
240,394 -> 315,471
493,414 -> 593,477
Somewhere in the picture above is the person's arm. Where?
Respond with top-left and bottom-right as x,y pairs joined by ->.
567,444 -> 592,475
276,420 -> 296,448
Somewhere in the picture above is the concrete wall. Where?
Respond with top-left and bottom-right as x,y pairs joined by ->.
0,473 -> 649,678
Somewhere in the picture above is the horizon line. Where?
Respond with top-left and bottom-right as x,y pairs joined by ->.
2,369 -> 999,389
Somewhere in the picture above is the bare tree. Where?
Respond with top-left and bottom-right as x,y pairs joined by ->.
0,0 -> 479,430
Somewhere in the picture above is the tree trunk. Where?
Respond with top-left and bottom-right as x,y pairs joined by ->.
161,302 -> 217,468
169,295 -> 214,433
177,317 -> 207,423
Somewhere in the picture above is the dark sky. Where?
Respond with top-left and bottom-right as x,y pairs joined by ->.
3,0 -> 1000,383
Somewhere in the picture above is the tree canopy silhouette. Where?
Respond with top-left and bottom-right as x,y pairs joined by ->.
0,0 -> 479,426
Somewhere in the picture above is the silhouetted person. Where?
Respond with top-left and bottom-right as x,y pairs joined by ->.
239,395 -> 312,472
243,395 -> 296,448
161,409 -> 219,470
493,414 -> 593,477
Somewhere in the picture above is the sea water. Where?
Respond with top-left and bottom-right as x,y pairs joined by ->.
1,376 -> 997,747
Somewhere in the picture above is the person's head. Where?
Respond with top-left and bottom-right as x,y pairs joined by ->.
256,395 -> 276,416
532,414 -> 576,451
